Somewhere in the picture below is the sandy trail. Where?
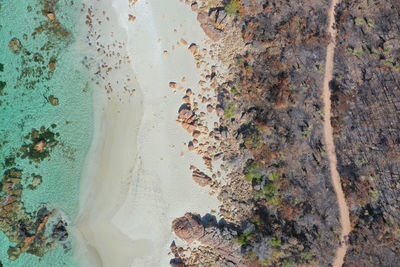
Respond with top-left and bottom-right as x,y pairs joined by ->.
321,0 -> 351,266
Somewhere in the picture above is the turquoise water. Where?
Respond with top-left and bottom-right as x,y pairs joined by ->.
0,0 -> 92,266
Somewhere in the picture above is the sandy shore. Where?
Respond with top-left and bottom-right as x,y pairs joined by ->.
74,0 -> 220,266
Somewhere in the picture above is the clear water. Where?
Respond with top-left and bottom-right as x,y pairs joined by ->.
0,0 -> 92,265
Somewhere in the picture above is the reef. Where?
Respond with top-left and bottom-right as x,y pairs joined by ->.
19,125 -> 60,163
0,0 -> 76,261
0,169 -> 64,260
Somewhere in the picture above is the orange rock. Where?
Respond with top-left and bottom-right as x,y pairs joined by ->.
128,14 -> 136,22
169,82 -> 178,89
47,13 -> 55,21
34,140 -> 45,152
180,38 -> 188,46
188,43 -> 197,54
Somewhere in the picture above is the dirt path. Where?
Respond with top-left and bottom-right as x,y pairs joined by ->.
321,0 -> 351,266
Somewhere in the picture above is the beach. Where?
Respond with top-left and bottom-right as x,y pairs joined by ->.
75,0 -> 220,266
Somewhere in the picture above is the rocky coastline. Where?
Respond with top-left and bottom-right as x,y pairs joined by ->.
169,0 -> 400,266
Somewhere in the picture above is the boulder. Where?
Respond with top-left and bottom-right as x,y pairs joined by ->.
192,169 -> 212,187
172,213 -> 204,244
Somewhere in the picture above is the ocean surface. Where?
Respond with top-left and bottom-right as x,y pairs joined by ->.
0,0 -> 92,266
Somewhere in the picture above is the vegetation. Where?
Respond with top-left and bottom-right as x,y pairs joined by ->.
370,189 -> 379,201
224,0 -> 240,15
231,87 -> 238,94
224,102 -> 236,119
237,231 -> 256,246
263,183 -> 280,205
245,162 -> 263,182
268,237 -> 281,247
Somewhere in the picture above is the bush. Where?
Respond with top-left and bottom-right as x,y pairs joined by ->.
245,163 -> 263,183
225,0 -> 240,15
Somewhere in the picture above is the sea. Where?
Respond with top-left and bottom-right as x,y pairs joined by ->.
0,0 -> 92,266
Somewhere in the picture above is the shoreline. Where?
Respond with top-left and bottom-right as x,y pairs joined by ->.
73,0 -> 220,266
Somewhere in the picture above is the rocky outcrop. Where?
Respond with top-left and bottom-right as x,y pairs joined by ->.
197,11 -> 226,41
172,213 -> 242,265
192,169 -> 212,187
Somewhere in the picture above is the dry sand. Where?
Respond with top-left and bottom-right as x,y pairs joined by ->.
74,0 -> 220,266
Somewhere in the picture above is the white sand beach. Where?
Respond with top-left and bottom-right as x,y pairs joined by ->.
74,0 -> 220,266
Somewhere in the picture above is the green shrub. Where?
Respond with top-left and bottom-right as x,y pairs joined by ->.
237,231 -> 255,246
225,0 -> 240,15
224,102 -> 236,119
268,237 -> 281,247
245,163 -> 263,183
264,183 -> 280,205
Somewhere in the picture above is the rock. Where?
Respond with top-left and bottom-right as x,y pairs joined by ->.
177,108 -> 198,134
34,140 -> 45,152
172,213 -> 204,244
8,38 -> 22,54
192,130 -> 201,139
128,14 -> 136,22
170,262 -> 184,267
182,95 -> 190,103
192,169 -> 212,187
188,43 -> 197,54
47,13 -> 55,21
197,13 -> 224,41
191,2 -> 198,11
52,220 -> 68,242
169,82 -> 178,89
180,38 -> 188,46
188,141 -> 195,151
49,95 -> 59,106
203,156 -> 213,172
172,213 -> 242,265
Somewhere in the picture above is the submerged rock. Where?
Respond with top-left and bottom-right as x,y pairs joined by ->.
49,95 -> 59,106
8,38 -> 22,54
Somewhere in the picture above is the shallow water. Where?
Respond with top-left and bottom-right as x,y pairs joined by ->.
0,0 -> 92,265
